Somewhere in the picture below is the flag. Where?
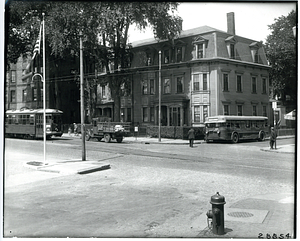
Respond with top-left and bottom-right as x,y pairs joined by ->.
32,23 -> 42,60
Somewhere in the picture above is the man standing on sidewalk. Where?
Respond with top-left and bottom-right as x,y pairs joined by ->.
270,127 -> 277,149
188,128 -> 195,148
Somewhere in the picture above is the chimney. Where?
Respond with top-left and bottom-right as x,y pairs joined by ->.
227,12 -> 235,35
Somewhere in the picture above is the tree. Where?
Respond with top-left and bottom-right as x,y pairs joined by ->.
6,2 -> 182,122
264,10 -> 297,106
6,1 -> 49,68
48,2 -> 182,122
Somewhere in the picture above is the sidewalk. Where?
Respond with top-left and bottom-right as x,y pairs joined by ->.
195,192 -> 295,238
62,133 -> 294,145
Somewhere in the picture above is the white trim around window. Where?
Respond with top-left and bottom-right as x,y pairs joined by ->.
192,72 -> 209,91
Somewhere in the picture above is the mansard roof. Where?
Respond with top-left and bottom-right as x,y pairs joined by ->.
131,25 -> 225,48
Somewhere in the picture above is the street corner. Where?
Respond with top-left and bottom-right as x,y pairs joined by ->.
260,144 -> 295,154
24,159 -> 111,174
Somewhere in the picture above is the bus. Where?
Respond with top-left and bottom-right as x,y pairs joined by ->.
5,108 -> 63,139
204,115 -> 269,143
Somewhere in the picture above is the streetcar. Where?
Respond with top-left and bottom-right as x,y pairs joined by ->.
205,115 -> 269,143
5,108 -> 63,139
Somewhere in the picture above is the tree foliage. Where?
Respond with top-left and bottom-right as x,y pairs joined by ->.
6,1 -> 49,66
264,10 -> 297,104
6,1 -> 182,121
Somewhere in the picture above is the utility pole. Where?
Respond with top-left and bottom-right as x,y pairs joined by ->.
80,31 -> 86,161
158,50 -> 161,142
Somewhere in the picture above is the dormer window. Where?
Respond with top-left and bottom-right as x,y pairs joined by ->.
197,43 -> 204,58
163,49 -> 170,64
174,40 -> 186,63
145,47 -> 153,66
176,46 -> 182,62
230,43 -> 235,59
249,42 -> 259,63
225,36 -> 237,59
193,36 -> 208,59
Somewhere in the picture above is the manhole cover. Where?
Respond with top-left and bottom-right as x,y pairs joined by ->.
228,212 -> 254,218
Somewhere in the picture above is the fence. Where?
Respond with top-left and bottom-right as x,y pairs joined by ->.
147,126 -> 205,140
62,124 -> 294,139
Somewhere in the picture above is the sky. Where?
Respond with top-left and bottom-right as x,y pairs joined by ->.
128,2 -> 296,44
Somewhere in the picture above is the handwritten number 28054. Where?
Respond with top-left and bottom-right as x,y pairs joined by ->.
258,233 -> 292,239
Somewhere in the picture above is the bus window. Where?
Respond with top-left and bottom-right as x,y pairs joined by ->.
246,121 -> 250,128
252,122 -> 259,128
206,123 -> 216,128
235,123 -> 240,128
226,122 -> 231,127
240,121 -> 245,128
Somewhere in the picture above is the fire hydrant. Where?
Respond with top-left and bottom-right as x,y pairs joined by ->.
206,192 -> 226,235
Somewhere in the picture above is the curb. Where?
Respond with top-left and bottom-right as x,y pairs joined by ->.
62,134 -> 294,145
125,140 -> 203,145
24,161 -> 111,174
260,148 -> 295,154
77,164 -> 111,174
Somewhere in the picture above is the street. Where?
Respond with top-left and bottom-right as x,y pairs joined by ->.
3,137 -> 295,238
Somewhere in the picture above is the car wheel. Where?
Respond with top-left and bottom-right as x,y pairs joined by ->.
258,131 -> 265,141
104,133 -> 111,143
232,132 -> 239,143
85,131 -> 91,141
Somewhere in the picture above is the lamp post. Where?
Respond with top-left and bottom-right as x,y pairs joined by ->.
79,30 -> 86,161
158,50 -> 161,142
32,72 -> 46,162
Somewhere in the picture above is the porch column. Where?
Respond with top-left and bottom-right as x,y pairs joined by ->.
154,106 -> 158,125
180,107 -> 184,126
167,106 -> 170,126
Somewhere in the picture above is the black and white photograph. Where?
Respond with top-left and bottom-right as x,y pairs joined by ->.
2,1 -> 297,239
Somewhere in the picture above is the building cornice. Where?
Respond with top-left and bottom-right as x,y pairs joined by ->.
188,57 -> 271,69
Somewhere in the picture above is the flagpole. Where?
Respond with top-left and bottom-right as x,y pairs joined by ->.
42,13 -> 46,163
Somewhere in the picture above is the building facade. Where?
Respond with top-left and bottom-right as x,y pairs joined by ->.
124,12 -> 270,127
5,54 -> 81,125
6,12 -> 271,128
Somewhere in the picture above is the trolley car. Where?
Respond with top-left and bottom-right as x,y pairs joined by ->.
5,108 -> 63,139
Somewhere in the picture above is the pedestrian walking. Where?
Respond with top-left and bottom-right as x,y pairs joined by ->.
188,128 -> 195,147
270,127 -> 277,149
74,123 -> 78,136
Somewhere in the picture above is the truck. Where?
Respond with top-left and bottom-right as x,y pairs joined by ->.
85,117 -> 130,143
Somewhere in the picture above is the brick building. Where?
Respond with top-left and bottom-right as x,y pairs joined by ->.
5,54 -> 80,125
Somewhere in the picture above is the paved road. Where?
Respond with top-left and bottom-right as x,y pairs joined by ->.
3,137 -> 295,238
